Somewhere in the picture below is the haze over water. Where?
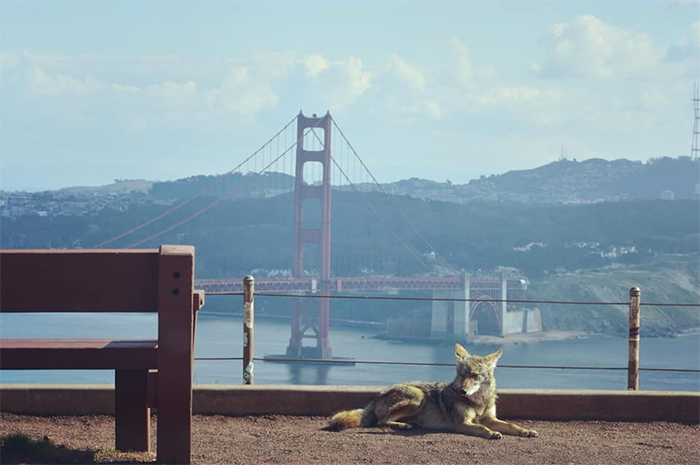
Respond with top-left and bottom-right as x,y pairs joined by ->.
2,309 -> 698,391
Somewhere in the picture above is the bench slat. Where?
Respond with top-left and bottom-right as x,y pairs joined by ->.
0,338 -> 158,370
0,249 -> 159,313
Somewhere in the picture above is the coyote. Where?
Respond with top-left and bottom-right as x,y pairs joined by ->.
328,343 -> 538,439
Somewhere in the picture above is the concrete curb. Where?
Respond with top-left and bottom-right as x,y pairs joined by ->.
1,385 -> 698,423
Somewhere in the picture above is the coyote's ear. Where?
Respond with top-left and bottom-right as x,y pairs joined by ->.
455,343 -> 470,361
486,349 -> 503,367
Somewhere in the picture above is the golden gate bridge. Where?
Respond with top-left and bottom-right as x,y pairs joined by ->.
95,111 -> 528,359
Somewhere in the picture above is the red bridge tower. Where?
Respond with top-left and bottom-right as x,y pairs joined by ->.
285,111 -> 333,359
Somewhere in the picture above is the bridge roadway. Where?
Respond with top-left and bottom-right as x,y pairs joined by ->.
196,276 -> 465,294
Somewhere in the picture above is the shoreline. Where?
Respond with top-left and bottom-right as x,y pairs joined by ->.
208,312 -> 699,342
210,311 -> 386,330
373,329 -> 598,346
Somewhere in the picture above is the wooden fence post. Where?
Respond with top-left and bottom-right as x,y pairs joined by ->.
628,287 -> 641,390
243,276 -> 255,385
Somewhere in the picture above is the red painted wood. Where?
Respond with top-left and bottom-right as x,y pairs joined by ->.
0,245 -> 199,464
0,339 -> 158,370
156,245 -> 195,464
115,369 -> 151,452
0,246 -> 197,463
0,249 -> 159,312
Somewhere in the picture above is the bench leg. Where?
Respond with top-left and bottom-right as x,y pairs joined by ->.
115,369 -> 151,452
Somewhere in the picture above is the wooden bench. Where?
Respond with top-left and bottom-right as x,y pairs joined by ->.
0,245 -> 204,464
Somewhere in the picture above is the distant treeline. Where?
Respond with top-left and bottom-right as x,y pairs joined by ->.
1,190 -> 697,279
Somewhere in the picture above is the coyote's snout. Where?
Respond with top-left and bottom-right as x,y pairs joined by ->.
328,344 -> 538,440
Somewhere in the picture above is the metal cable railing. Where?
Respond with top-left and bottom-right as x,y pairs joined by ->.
203,291 -> 700,308
193,355 -> 700,373
195,283 -> 700,383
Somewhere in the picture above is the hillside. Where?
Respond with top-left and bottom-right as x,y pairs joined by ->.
5,155 -> 695,206
379,156 -> 700,204
529,255 -> 700,337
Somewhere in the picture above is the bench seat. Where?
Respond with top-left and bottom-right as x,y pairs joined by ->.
0,339 -> 158,370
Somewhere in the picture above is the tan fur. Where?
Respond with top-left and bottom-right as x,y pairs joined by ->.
329,409 -> 363,431
328,344 -> 538,440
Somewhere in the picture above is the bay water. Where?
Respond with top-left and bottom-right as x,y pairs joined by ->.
1,308 -> 698,391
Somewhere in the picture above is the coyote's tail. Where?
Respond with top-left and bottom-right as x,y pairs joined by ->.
328,403 -> 377,431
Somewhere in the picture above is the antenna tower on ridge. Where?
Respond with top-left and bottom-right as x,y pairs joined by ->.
692,82 -> 700,161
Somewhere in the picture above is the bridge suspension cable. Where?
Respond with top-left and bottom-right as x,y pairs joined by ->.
93,112 -> 457,278
93,115 -> 298,248
329,116 -> 456,273
120,118 -> 325,248
329,147 -> 432,273
297,119 -> 431,273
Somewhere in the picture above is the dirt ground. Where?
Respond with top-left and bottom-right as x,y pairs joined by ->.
1,413 -> 699,464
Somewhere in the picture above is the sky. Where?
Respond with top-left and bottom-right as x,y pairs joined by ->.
0,0 -> 698,191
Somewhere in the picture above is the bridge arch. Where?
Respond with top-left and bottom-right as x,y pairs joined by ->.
469,295 -> 502,336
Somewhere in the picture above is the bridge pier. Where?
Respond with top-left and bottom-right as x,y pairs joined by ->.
429,273 -> 542,340
285,295 -> 333,360
430,273 -> 470,339
500,277 -> 508,336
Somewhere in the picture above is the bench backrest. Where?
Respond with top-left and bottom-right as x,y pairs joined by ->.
0,245 -> 194,314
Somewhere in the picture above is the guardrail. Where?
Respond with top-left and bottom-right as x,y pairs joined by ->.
198,278 -> 700,390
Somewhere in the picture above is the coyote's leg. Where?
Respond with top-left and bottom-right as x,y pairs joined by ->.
373,386 -> 423,430
481,416 -> 539,437
456,421 -> 502,439
384,420 -> 414,430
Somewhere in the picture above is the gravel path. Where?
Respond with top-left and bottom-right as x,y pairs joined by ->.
1,413 -> 699,464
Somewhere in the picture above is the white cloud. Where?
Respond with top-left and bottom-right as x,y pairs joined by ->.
477,65 -> 497,80
122,67 -> 279,129
7,50 -> 372,129
448,36 -> 497,83
216,67 -> 279,116
149,80 -> 198,104
691,21 -> 700,47
0,52 -> 20,84
637,91 -> 670,110
534,15 -> 666,79
111,83 -> 142,94
470,85 -> 566,127
28,66 -> 102,95
449,35 -> 474,82
666,21 -> 700,62
251,51 -> 298,80
388,53 -> 426,90
377,54 -> 441,120
302,53 -> 330,77
0,52 -> 19,70
384,94 -> 442,120
303,55 -> 372,109
475,86 -> 560,108
20,50 -> 215,80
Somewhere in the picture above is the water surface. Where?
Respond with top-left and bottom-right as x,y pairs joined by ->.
1,309 -> 698,391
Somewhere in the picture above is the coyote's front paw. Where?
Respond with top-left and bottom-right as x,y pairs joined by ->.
522,429 -> 538,438
386,421 -> 413,430
487,431 -> 503,440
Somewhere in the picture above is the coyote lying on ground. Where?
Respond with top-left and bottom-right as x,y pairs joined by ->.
329,343 -> 538,439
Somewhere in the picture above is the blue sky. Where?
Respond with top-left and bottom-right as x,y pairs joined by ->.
1,0 -> 698,191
